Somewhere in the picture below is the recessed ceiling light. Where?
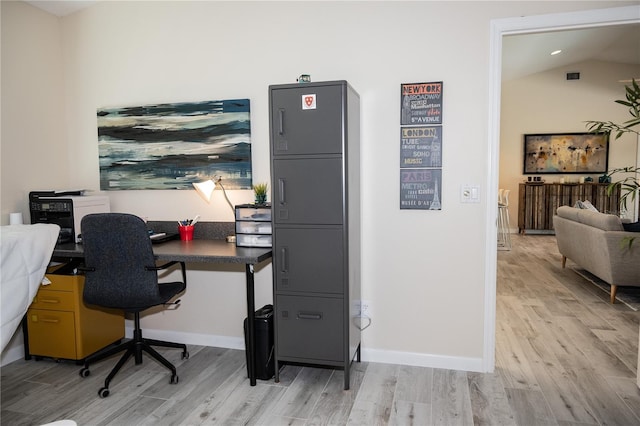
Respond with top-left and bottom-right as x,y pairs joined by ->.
551,50 -> 562,56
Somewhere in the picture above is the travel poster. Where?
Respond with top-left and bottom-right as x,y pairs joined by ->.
400,126 -> 442,168
400,169 -> 442,210
400,82 -> 443,125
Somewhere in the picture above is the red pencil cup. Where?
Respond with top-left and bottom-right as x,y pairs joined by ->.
178,225 -> 194,241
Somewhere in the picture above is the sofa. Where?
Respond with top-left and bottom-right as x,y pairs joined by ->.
553,206 -> 640,303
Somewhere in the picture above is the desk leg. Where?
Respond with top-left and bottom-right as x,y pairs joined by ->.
246,263 -> 256,386
22,315 -> 31,360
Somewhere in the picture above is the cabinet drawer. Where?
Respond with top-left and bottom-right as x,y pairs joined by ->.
236,221 -> 272,235
276,295 -> 343,362
27,309 -> 76,359
42,273 -> 81,292
30,289 -> 75,311
236,234 -> 272,248
274,227 -> 344,294
235,207 -> 271,221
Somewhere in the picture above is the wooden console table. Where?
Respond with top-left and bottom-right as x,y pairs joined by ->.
517,182 -> 620,233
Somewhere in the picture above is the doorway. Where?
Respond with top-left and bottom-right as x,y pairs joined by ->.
484,5 -> 640,372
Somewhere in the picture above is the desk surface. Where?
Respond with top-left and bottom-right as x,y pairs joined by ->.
53,239 -> 272,265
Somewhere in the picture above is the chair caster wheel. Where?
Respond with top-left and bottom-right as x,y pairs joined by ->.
98,387 -> 110,398
170,374 -> 179,384
182,351 -> 189,360
79,367 -> 90,378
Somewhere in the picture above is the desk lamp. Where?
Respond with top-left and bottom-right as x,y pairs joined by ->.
192,176 -> 235,215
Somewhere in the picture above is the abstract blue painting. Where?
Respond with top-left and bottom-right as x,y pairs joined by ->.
97,99 -> 251,190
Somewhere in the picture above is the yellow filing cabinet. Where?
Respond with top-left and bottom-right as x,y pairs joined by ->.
27,272 -> 124,360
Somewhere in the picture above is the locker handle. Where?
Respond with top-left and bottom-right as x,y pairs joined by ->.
297,312 -> 322,320
278,109 -> 284,135
280,247 -> 289,273
278,178 -> 286,205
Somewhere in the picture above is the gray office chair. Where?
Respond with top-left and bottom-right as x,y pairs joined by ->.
78,213 -> 188,398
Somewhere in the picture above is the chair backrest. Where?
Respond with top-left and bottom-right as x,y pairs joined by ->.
81,213 -> 161,310
502,189 -> 510,207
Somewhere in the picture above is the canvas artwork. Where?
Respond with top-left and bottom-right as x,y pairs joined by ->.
97,99 -> 251,190
523,133 -> 609,174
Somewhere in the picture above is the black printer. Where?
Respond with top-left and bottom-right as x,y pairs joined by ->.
29,191 -> 110,244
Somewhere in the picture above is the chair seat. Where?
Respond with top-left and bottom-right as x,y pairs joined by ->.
121,281 -> 186,312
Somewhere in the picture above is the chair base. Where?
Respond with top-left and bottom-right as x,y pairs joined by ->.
80,314 -> 188,397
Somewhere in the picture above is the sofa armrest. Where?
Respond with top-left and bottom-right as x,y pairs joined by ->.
603,232 -> 640,286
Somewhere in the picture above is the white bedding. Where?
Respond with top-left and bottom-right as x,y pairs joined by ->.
1,224 -> 59,352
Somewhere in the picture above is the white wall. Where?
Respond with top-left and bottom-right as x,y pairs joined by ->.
2,0 -> 634,369
0,0 -> 68,220
501,60 -> 640,227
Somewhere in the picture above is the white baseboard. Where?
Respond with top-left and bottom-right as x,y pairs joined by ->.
130,327 -> 486,372
361,347 -> 485,372
125,326 -> 245,350
3,326 -> 484,373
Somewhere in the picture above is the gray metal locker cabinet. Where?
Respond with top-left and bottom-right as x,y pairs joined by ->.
269,80 -> 361,390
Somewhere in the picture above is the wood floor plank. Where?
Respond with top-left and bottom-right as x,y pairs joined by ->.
603,376 -> 640,422
138,348 -> 246,425
521,333 -> 598,424
505,387 -> 558,426
67,368 -> 168,425
467,371 -> 516,426
270,366 -> 334,419
347,363 -> 397,425
431,368 -> 474,425
306,365 -> 366,426
387,400 -> 431,426
98,395 -> 167,425
494,319 -> 542,391
394,365 -> 432,404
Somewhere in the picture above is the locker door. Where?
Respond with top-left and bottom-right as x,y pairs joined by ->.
273,158 -> 343,225
276,294 -> 343,362
274,227 -> 344,294
271,84 -> 345,156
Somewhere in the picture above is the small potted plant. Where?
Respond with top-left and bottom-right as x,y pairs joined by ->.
253,182 -> 268,205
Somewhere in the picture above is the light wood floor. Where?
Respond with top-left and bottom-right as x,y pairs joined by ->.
2,234 -> 639,425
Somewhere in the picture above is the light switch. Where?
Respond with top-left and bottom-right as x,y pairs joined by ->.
461,184 -> 481,203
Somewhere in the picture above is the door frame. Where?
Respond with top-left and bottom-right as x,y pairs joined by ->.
484,5 -> 640,372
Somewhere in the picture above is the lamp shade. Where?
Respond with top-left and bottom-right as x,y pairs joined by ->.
192,180 -> 216,203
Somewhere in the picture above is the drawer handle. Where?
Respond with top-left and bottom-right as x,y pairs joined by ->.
278,178 -> 286,205
281,247 -> 289,273
40,298 -> 61,304
278,108 -> 285,135
41,318 -> 60,324
297,312 -> 322,320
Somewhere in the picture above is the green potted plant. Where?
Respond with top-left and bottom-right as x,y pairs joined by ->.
586,79 -> 640,215
253,182 -> 268,205
585,79 -> 639,247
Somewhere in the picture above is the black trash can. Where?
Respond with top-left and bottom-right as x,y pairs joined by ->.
244,304 -> 275,380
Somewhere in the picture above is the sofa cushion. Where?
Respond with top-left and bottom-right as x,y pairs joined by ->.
556,206 -> 623,232
574,199 -> 599,212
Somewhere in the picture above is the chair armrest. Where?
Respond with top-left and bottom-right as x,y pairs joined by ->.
145,261 -> 187,284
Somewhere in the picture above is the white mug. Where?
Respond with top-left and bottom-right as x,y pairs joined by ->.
9,212 -> 23,225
